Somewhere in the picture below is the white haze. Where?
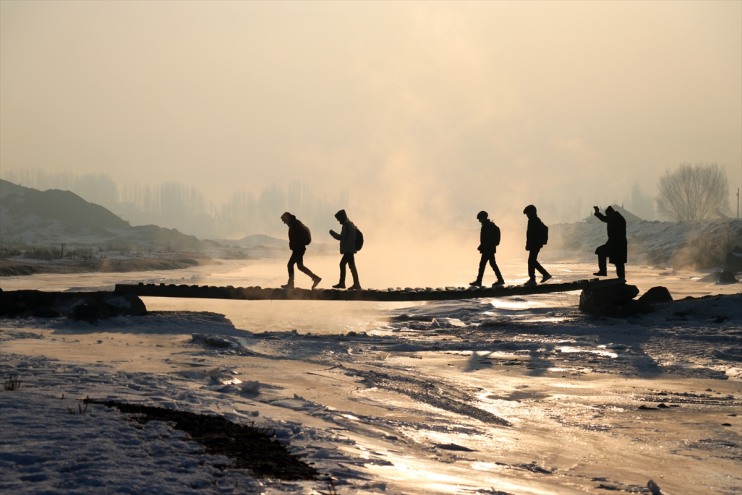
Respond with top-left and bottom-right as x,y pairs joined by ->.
1,0 -> 741,238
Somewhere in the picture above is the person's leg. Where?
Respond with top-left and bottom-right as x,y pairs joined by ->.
527,250 -> 537,281
597,255 -> 607,275
490,254 -> 504,283
594,245 -> 608,275
295,251 -> 317,278
615,262 -> 625,280
536,261 -> 551,282
528,248 -> 550,284
297,262 -> 316,278
334,255 -> 348,288
348,254 -> 361,289
283,252 -> 299,288
535,259 -> 548,277
471,254 -> 487,285
294,250 -> 321,287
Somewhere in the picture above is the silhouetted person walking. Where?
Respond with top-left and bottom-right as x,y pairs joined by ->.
470,211 -> 505,287
280,212 -> 321,289
593,206 -> 627,279
523,204 -> 551,287
329,209 -> 361,290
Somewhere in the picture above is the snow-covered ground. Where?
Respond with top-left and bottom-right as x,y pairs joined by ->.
1,258 -> 741,495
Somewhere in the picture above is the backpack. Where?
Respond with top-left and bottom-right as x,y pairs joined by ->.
298,222 -> 311,246
493,224 -> 501,246
540,221 -> 549,245
355,228 -> 364,251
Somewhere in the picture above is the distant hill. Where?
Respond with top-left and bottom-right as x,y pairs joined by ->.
581,204 -> 644,225
0,179 -> 210,250
232,234 -> 286,249
1,179 -> 128,231
211,234 -> 334,258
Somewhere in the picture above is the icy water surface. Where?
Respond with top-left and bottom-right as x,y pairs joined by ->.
2,259 -> 741,494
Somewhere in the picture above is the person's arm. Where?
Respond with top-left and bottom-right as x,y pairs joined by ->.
287,226 -> 297,249
594,206 -> 607,223
329,230 -> 341,240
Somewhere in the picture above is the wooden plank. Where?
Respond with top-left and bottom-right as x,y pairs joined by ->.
114,279 -> 599,302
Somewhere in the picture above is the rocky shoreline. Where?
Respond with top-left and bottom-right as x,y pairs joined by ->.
0,289 -> 147,323
0,256 -> 208,277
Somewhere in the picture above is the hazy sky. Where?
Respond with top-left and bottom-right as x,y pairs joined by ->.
2,0 -> 741,231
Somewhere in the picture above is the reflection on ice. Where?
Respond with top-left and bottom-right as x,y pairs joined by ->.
550,382 -> 590,389
558,345 -> 619,359
490,298 -> 543,311
368,458 -> 477,495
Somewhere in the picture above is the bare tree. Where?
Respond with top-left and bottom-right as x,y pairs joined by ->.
656,163 -> 730,222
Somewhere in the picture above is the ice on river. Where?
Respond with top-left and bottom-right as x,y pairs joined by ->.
1,259 -> 741,494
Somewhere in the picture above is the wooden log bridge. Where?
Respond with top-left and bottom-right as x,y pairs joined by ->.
114,279 -> 600,302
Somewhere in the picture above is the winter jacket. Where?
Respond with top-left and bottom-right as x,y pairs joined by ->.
287,218 -> 311,251
331,220 -> 358,254
479,220 -> 500,254
525,216 -> 547,251
595,210 -> 627,264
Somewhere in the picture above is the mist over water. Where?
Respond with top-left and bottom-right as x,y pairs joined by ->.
1,3 -> 740,485
1,1 -> 740,235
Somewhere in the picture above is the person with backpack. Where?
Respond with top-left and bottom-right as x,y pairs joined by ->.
593,205 -> 627,280
523,204 -> 552,287
280,212 -> 321,289
329,209 -> 362,290
470,210 -> 505,288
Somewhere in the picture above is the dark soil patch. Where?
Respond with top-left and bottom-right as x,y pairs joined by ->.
88,399 -> 319,481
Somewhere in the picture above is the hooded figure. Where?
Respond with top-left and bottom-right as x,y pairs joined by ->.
470,210 -> 505,287
329,209 -> 361,290
523,204 -> 551,287
593,206 -> 627,279
280,212 -> 321,289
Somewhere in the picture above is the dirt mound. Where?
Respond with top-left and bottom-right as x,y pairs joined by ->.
88,400 -> 319,481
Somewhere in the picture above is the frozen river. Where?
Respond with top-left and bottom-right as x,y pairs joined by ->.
2,258 -> 741,494
3,256 -> 739,333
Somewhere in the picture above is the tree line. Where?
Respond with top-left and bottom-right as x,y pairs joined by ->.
1,170 -> 347,239
657,163 -> 732,222
1,163 -> 734,239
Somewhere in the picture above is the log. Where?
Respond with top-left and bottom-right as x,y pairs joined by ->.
114,279 -> 599,302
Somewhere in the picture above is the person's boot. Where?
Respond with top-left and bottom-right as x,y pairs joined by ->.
347,266 -> 361,290
311,276 -> 322,289
524,278 -> 537,287
594,258 -> 607,276
348,275 -> 361,290
492,279 -> 505,287
332,282 -> 346,289
281,280 -> 294,289
469,280 -> 483,287
540,273 -> 552,283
